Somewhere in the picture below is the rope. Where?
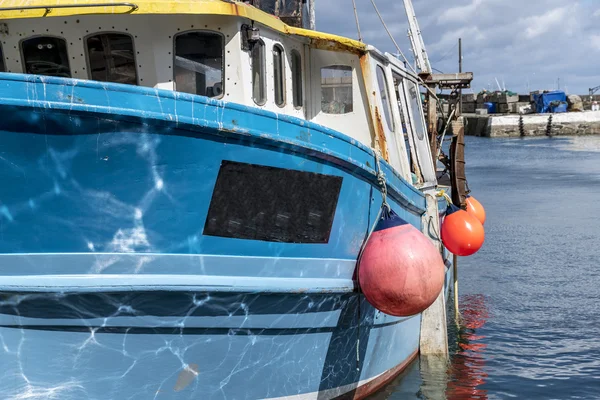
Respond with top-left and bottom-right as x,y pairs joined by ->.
351,0 -> 362,42
373,150 -> 390,212
354,163 -> 389,370
436,108 -> 456,160
427,215 -> 441,241
436,189 -> 454,206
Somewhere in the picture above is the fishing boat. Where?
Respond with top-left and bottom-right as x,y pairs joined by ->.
0,1 -> 461,398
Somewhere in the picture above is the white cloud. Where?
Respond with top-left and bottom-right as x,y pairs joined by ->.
523,7 -> 568,39
437,0 -> 482,24
591,35 -> 600,51
429,26 -> 485,53
316,0 -> 600,93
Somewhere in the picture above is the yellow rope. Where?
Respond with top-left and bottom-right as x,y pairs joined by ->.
435,190 -> 454,206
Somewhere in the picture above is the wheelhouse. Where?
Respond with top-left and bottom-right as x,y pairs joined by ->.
0,0 -> 435,189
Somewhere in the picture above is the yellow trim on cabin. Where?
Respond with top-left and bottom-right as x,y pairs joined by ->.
0,0 -> 366,53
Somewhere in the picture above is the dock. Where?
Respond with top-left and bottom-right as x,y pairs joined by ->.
463,111 -> 600,137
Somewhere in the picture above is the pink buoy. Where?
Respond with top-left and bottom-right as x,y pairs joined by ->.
358,209 -> 446,317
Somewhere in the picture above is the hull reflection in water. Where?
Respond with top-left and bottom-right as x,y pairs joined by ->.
367,294 -> 490,399
447,294 -> 489,400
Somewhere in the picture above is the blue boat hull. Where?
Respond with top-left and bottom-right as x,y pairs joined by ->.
0,73 -> 447,399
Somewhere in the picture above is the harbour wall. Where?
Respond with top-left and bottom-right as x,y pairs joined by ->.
463,111 -> 600,138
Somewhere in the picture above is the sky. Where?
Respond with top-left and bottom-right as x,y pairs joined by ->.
315,0 -> 600,95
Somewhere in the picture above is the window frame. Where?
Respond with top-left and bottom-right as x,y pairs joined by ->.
172,29 -> 226,99
0,42 -> 5,72
291,49 -> 303,109
84,31 -> 138,85
375,64 -> 395,132
272,44 -> 286,108
251,39 -> 267,106
19,35 -> 72,78
406,80 -> 426,141
320,64 -> 354,115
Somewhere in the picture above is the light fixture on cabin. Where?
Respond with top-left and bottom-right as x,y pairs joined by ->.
248,27 -> 260,42
241,24 -> 261,51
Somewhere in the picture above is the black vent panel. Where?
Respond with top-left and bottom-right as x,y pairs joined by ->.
203,161 -> 342,243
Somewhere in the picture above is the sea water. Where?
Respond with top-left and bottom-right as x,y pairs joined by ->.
377,135 -> 600,399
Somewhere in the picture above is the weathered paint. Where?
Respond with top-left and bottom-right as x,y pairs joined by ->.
358,53 -> 389,162
0,0 -> 366,54
373,106 -> 390,161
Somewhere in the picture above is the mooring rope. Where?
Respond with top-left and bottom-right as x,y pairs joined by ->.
354,150 -> 394,370
373,149 -> 390,212
436,189 -> 454,206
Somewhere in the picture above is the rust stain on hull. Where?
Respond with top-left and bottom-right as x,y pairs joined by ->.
359,53 -> 389,162
373,106 -> 389,161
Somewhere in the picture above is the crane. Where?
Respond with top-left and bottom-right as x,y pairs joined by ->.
400,0 -> 472,159
590,85 -> 600,101
402,0 -> 431,74
400,0 -> 471,89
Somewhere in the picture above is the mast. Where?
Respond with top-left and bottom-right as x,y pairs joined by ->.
308,0 -> 315,30
402,0 -> 431,74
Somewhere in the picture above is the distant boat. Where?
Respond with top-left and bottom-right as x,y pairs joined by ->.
0,0 -> 452,398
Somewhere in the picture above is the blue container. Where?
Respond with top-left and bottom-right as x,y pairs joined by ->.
550,102 -> 568,113
535,91 -> 567,113
484,102 -> 496,114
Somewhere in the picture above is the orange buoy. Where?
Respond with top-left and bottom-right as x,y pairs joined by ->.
358,209 -> 445,317
441,205 -> 485,257
466,195 -> 486,225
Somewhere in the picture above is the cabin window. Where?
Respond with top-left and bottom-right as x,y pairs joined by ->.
251,41 -> 266,105
395,74 -> 422,183
174,31 -> 224,98
407,81 -> 426,140
291,50 -> 303,108
321,65 -> 353,114
21,36 -> 71,78
86,33 -> 137,85
394,76 -> 412,164
273,45 -> 285,107
376,65 -> 394,132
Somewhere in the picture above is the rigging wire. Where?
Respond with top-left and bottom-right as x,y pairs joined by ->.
369,0 -> 410,71
368,0 -> 438,100
432,42 -> 458,64
351,0 -> 363,42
